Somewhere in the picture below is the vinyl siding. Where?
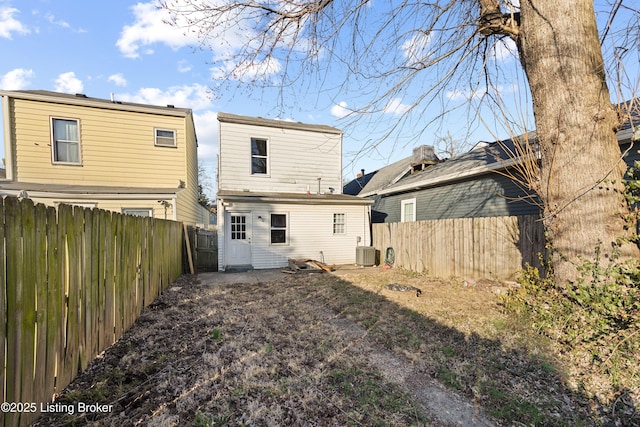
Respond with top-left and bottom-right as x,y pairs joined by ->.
218,121 -> 342,193
373,172 -> 540,223
218,201 -> 370,269
175,116 -> 201,225
9,98 -> 187,188
5,96 -> 203,225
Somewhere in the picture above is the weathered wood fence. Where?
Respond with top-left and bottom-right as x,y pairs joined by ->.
0,197 -> 183,427
372,215 -> 546,280
184,226 -> 218,273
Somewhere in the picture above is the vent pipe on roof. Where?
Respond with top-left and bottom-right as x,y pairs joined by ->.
110,92 -> 114,102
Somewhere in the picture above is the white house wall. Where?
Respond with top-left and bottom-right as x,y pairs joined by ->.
218,201 -> 371,270
218,122 -> 343,194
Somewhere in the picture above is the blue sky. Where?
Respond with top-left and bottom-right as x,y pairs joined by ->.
0,0 -> 635,197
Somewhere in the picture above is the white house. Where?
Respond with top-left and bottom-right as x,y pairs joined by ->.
216,112 -> 373,271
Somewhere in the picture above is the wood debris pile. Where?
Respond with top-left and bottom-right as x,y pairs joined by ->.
282,259 -> 335,274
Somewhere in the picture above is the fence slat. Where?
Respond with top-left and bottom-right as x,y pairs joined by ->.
90,209 -> 101,359
0,199 -> 5,409
5,197 -> 23,427
33,202 -> 49,419
44,205 -> 62,401
103,210 -> 115,349
80,208 -> 93,372
96,209 -> 107,353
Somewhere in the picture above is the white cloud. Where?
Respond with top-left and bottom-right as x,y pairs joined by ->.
108,73 -> 127,87
119,1 -> 290,83
402,31 -> 431,65
177,60 -> 192,73
54,72 -> 84,94
116,2 -> 201,58
212,57 -> 282,81
384,97 -> 410,115
331,101 -> 351,119
0,6 -> 30,39
116,84 -> 213,111
45,13 -> 86,33
0,68 -> 34,89
193,110 -> 219,165
45,13 -> 69,29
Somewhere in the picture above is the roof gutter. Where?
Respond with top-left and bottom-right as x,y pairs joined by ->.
0,190 -> 181,200
218,194 -> 373,205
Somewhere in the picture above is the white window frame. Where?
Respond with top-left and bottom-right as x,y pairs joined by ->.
401,198 -> 416,222
51,117 -> 82,165
270,212 -> 288,245
333,213 -> 346,234
122,208 -> 153,217
251,137 -> 269,175
154,128 -> 177,147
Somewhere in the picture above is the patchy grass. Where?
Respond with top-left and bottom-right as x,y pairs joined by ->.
33,267 -> 635,426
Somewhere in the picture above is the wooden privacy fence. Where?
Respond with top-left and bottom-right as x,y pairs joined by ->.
184,226 -> 218,273
372,215 -> 546,280
0,197 -> 183,427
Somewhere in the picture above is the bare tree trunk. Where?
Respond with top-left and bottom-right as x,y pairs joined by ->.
517,0 -> 639,283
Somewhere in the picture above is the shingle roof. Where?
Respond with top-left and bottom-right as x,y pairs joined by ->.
217,112 -> 342,134
343,170 -> 377,195
360,134 -> 537,197
356,156 -> 413,196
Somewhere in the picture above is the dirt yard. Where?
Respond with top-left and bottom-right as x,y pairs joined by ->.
34,266 -> 598,426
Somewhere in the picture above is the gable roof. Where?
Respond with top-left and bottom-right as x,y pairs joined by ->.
343,170 -> 377,196
217,112 -> 342,135
355,156 -> 413,196
355,134 -> 537,198
0,90 -> 193,117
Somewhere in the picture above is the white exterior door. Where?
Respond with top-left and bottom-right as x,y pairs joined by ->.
226,212 -> 252,266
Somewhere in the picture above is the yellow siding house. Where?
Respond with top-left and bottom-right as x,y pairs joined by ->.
0,90 -> 207,225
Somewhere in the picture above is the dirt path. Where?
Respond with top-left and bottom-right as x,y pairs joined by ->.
32,268 -> 497,426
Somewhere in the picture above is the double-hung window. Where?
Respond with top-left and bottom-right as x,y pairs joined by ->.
270,213 -> 287,244
51,118 -> 81,164
333,213 -> 346,234
401,198 -> 416,222
251,137 -> 268,174
155,128 -> 176,147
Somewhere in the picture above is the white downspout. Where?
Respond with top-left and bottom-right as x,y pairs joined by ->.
2,95 -> 14,180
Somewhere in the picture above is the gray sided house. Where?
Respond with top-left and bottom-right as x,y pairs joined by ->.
348,110 -> 640,224
348,138 -> 540,223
